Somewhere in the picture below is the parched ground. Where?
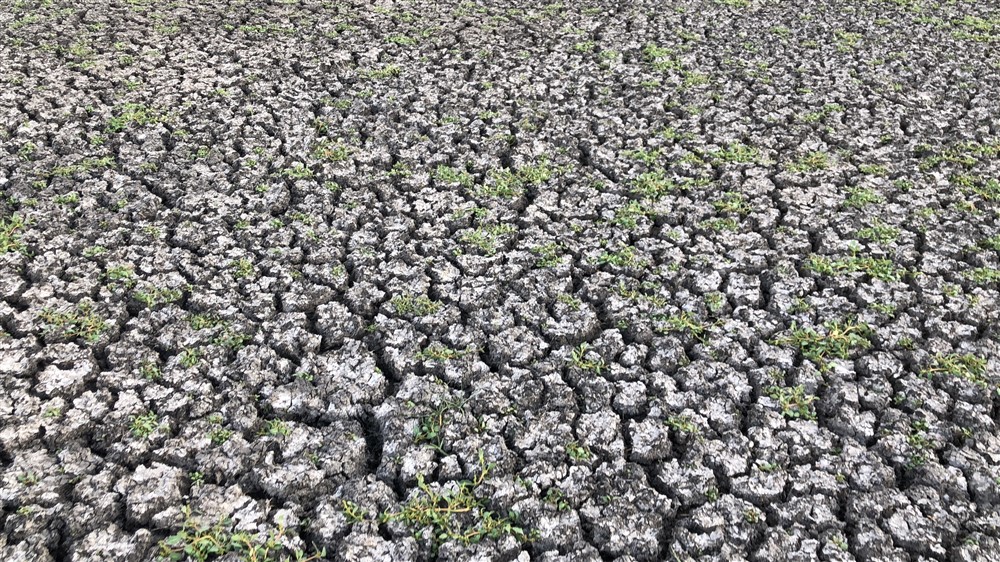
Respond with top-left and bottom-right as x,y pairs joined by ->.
1,0 -> 999,560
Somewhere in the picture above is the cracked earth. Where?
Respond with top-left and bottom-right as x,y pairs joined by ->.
2,0 -> 1000,561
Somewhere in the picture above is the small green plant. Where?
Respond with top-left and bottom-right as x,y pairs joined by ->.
596,245 -> 646,268
653,311 -> 708,340
130,412 -> 160,439
712,191 -> 751,215
477,162 -> 553,199
460,223 -> 517,255
17,472 -> 40,486
711,142 -> 759,164
622,147 -> 662,165
213,327 -> 251,350
704,292 -> 726,314
387,162 -> 412,179
765,385 -> 817,420
665,415 -> 700,436
106,103 -> 166,133
280,163 -> 314,180
566,441 -> 592,461
158,506 -> 324,562
190,471 -> 205,487
785,151 -> 830,173
366,64 -> 401,79
643,43 -> 682,72
342,500 -> 368,523
556,293 -> 583,311
1,214 -> 29,254
415,342 -> 470,362
858,163 -> 888,176
631,169 -> 679,200
311,140 -> 352,162
435,165 -> 474,187
39,302 -> 106,343
178,348 -> 200,368
209,427 -> 233,445
530,243 -> 563,268
966,267 -> 1000,285
857,219 -> 900,244
391,294 -> 442,316
134,285 -> 183,308
139,361 -> 162,380
570,343 -> 606,374
804,253 -> 906,282
414,400 -> 463,452
259,419 -> 290,438
380,451 -> 533,553
612,200 -> 655,229
833,30 -> 863,51
773,319 -> 873,370
921,353 -> 989,388
544,487 -> 571,511
105,265 -> 136,287
231,258 -> 255,279
799,103 -> 843,123
843,187 -> 884,208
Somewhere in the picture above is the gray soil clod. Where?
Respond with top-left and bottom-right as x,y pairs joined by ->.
1,0 -> 1000,561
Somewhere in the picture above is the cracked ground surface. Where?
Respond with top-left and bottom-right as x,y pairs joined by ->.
1,0 -> 1000,560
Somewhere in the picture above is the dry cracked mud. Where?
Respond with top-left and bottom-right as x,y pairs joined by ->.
1,0 -> 1000,561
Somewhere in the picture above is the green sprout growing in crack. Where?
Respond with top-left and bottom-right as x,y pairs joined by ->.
105,103 -> 167,133
570,343 -> 606,374
414,399 -> 464,452
0,214 -> 29,254
134,285 -> 183,308
415,342 -> 472,362
804,253 -> 907,283
530,242 -> 563,268
341,500 -> 368,523
39,302 -> 106,343
652,311 -> 709,341
435,165 -> 474,188
596,245 -> 647,269
773,319 -> 873,371
566,441 -> 592,461
921,353 -> 989,389
765,385 -> 817,421
130,412 -> 160,439
158,506 -> 325,562
785,151 -> 830,173
380,451 -> 535,553
391,294 -> 442,316
259,419 -> 291,438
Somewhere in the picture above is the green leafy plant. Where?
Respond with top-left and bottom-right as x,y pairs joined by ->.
530,243 -> 563,268
39,302 -> 106,343
1,214 -> 29,254
570,343 -> 606,374
773,319 -> 873,370
765,385 -> 817,420
130,412 -> 160,439
380,451 -> 534,553
158,506 -> 324,562
391,294 -> 442,316
259,419 -> 290,438
341,500 -> 368,523
921,353 -> 989,388
785,151 -> 830,173
134,285 -> 183,308
566,441 -> 592,461
414,400 -> 464,452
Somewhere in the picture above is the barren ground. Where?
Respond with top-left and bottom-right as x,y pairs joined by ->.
1,0 -> 999,561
